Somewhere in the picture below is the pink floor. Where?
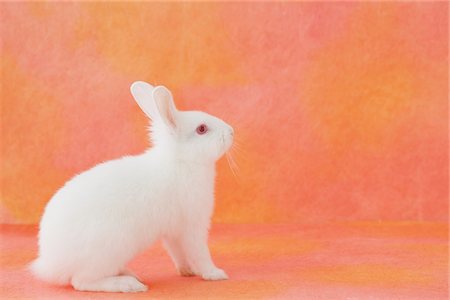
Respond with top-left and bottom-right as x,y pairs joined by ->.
1,223 -> 448,299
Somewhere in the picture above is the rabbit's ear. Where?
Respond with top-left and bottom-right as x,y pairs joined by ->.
152,86 -> 177,129
130,81 -> 158,119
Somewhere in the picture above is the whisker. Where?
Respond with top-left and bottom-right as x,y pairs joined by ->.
229,143 -> 248,163
226,152 -> 240,184
232,143 -> 244,152
233,139 -> 244,148
228,152 -> 240,173
232,141 -> 247,155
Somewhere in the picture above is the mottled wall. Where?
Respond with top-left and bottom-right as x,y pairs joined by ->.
1,2 -> 448,224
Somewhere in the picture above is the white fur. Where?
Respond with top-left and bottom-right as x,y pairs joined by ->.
30,81 -> 233,293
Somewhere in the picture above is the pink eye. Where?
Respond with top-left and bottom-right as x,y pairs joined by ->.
196,124 -> 208,135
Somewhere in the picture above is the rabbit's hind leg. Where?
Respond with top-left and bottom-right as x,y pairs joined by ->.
72,275 -> 147,293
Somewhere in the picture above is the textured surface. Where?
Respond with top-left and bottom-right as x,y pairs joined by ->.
1,2 -> 448,224
0,223 -> 448,299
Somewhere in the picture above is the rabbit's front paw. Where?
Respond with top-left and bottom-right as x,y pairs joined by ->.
201,268 -> 228,281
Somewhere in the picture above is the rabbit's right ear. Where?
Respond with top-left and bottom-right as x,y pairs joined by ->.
152,86 -> 177,130
130,81 -> 158,119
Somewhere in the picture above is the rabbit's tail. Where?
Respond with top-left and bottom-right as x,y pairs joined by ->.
29,257 -> 71,285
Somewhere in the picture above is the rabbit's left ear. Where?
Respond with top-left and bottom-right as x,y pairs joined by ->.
130,81 -> 158,120
152,86 -> 178,129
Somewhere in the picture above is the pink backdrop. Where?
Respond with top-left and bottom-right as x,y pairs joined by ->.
1,2 -> 448,224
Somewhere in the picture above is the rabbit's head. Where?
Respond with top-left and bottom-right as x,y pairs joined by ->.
131,81 -> 234,163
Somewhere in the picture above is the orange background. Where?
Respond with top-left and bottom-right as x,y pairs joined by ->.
1,2 -> 448,225
1,3 -> 448,299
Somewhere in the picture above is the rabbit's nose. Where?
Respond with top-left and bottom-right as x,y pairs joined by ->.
228,126 -> 234,136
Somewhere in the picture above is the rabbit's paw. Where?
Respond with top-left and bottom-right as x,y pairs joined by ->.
201,268 -> 228,281
73,275 -> 148,293
117,276 -> 148,292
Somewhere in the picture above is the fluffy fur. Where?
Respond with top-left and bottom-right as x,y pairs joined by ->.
30,81 -> 233,293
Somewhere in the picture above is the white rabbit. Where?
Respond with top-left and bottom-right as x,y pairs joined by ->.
30,81 -> 233,293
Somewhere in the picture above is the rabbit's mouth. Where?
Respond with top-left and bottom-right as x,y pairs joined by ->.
221,132 -> 233,154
